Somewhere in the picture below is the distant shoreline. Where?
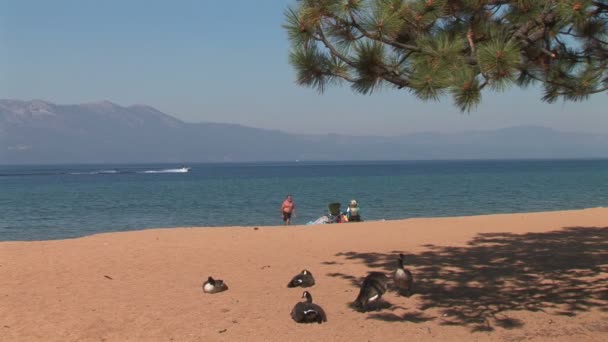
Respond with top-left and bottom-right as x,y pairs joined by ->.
3,156 -> 608,167
2,206 -> 605,243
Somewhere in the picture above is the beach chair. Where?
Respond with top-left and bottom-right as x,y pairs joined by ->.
328,202 -> 342,223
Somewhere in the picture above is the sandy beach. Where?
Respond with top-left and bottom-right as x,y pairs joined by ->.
1,208 -> 607,341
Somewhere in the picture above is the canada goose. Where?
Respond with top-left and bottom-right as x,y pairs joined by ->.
202,276 -> 228,294
291,291 -> 327,324
393,253 -> 414,296
353,272 -> 389,312
287,269 -> 316,288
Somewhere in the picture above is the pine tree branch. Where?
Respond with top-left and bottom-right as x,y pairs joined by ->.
593,1 -> 608,11
344,12 -> 422,53
327,72 -> 357,83
489,0 -> 516,5
524,73 -> 566,91
314,28 -> 357,68
513,26 -> 558,60
284,0 -> 608,111
467,28 -> 476,54
562,85 -> 608,95
525,71 -> 608,95
314,24 -> 409,88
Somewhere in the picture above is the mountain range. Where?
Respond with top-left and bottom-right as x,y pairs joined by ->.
1,99 -> 607,164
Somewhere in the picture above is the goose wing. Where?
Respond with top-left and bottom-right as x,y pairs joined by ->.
309,303 -> 327,322
287,274 -> 304,288
291,302 -> 307,322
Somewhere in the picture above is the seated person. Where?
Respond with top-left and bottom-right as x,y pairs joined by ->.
346,199 -> 361,222
328,202 -> 342,223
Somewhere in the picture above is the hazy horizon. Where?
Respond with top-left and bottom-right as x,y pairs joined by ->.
2,0 -> 608,136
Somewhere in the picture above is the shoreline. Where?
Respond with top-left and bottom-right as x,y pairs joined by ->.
1,208 -> 607,341
2,206 -> 606,243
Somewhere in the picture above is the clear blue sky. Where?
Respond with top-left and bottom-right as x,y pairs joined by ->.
1,0 -> 607,135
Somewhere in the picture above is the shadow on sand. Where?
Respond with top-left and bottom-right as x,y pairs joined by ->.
326,226 -> 608,332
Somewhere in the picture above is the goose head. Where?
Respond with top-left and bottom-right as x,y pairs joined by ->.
302,291 -> 313,303
398,254 -> 407,267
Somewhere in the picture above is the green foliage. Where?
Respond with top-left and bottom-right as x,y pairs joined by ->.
450,69 -> 482,112
284,0 -> 608,112
289,46 -> 332,92
351,41 -> 388,93
476,33 -> 521,91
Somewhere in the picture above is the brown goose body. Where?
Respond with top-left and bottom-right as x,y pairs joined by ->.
353,272 -> 389,312
291,291 -> 327,324
202,276 -> 228,294
287,269 -> 316,288
393,254 -> 414,296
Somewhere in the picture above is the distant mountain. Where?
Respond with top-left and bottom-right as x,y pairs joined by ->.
1,99 -> 608,164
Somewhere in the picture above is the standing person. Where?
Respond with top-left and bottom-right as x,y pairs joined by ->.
281,194 -> 296,225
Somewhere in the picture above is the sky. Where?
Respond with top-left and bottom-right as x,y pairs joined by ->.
1,0 -> 607,136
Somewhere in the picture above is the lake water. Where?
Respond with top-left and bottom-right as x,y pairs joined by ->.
1,159 -> 607,241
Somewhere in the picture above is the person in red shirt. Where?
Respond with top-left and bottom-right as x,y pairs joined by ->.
281,194 -> 296,225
